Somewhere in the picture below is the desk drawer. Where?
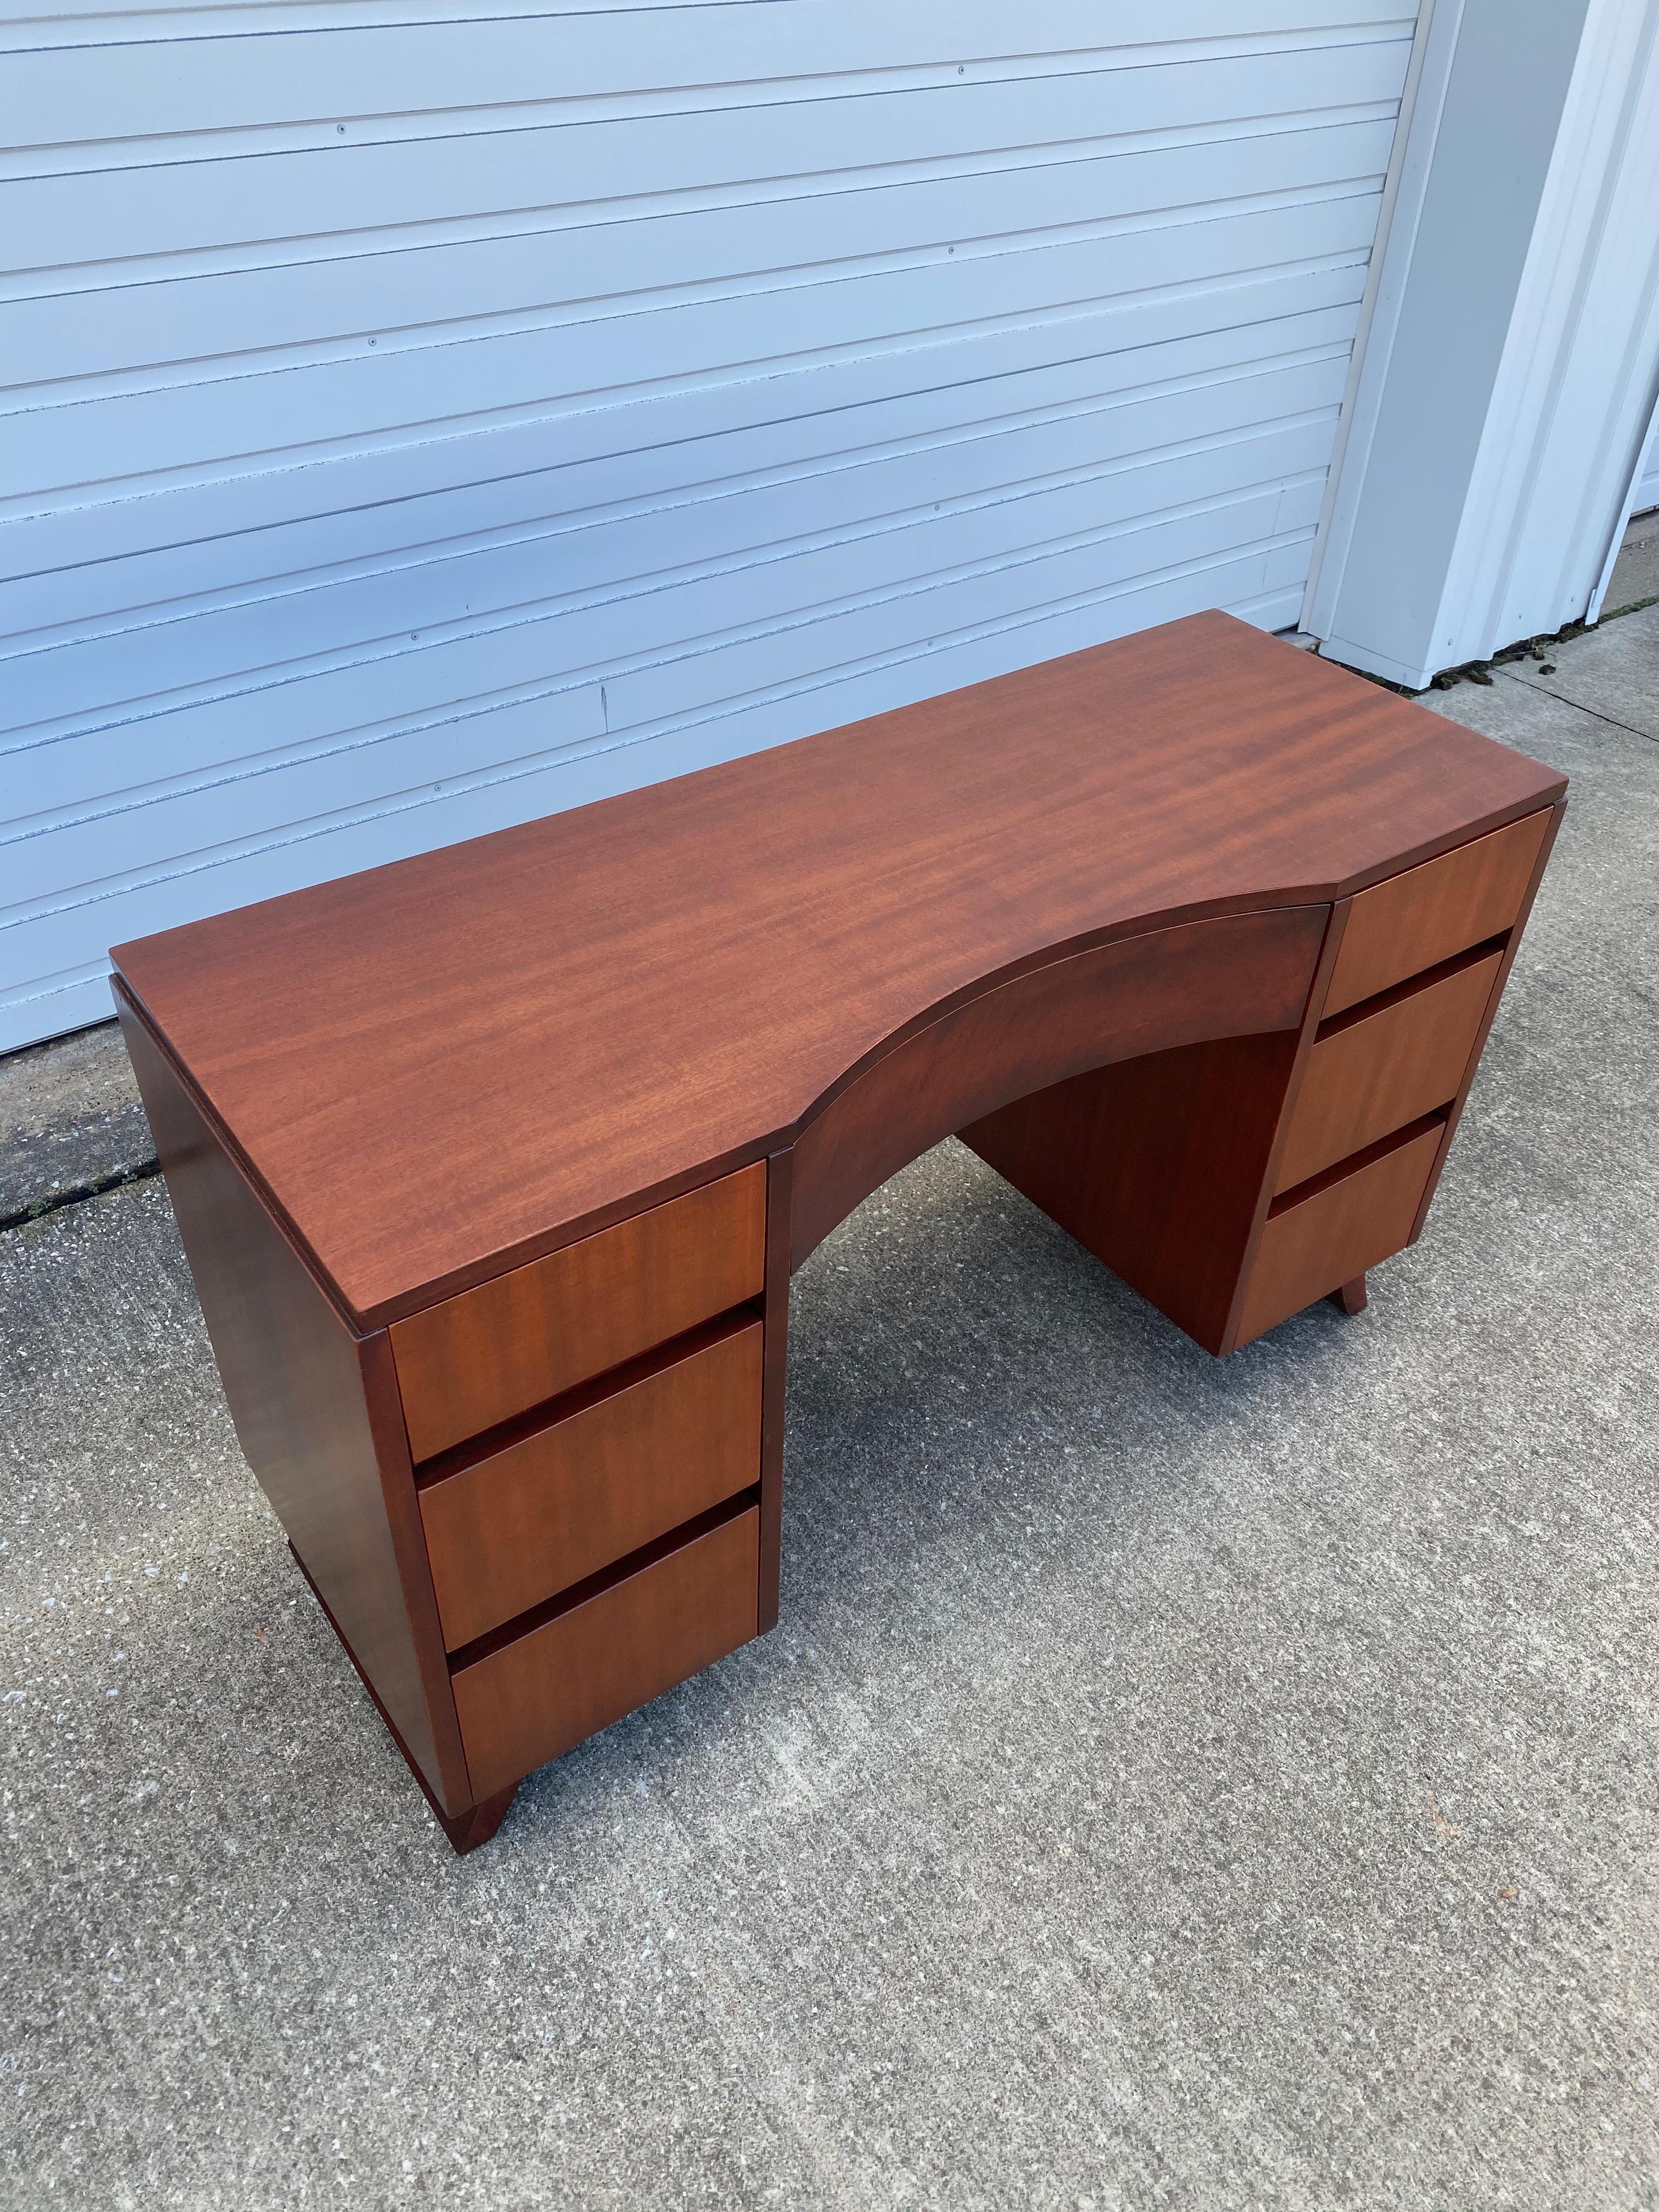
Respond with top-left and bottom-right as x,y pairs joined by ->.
1275,950 -> 1500,1195
390,1162 -> 766,1463
453,1503 -> 759,1801
1236,1120 -> 1443,1347
1324,811 -> 1550,1018
420,1316 -> 763,1651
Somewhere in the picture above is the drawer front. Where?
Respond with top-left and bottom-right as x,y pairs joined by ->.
1275,951 -> 1501,1194
1325,810 -> 1550,1018
1236,1121 -> 1443,1347
390,1161 -> 766,1464
420,1317 -> 763,1651
453,1504 -> 759,1801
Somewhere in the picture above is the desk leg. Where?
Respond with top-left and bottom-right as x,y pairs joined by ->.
1329,1274 -> 1368,1316
289,1541 -> 517,1854
436,1786 -> 519,1855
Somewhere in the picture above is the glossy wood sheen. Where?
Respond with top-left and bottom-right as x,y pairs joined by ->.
390,1163 -> 766,1464
452,1505 -> 760,1803
1406,802 -> 1566,1245
1323,810 -> 1551,1017
436,1786 -> 520,1856
111,619 -> 1570,1847
1235,1122 -> 1446,1347
1274,950 -> 1503,1194
794,906 -> 1327,1267
960,901 -> 1353,1358
117,991 -> 471,1814
111,612 -> 1566,1328
420,1317 -> 763,1652
962,1030 -> 1306,1357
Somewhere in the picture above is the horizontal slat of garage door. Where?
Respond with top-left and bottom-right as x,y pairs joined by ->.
0,0 -> 1417,1048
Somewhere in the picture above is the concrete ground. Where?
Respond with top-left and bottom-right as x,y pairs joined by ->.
0,1025 -> 154,1229
2,607 -> 1657,2212
1607,507 -> 1659,619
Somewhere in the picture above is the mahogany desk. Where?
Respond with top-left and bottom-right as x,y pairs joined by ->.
111,613 -> 1566,1852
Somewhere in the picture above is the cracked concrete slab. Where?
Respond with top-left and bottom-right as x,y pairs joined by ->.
1499,600 -> 1659,744
0,1020 -> 156,1226
1606,508 -> 1659,617
2,642 -> 1657,2210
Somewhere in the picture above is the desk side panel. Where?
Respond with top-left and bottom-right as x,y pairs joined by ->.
962,1029 -> 1305,1354
116,992 -> 467,1810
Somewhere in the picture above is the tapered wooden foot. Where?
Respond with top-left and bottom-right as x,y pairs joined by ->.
1330,1274 -> 1368,1316
437,1784 -> 518,1854
288,1540 -> 518,1854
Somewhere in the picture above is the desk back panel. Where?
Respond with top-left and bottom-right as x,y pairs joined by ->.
115,989 -> 472,1816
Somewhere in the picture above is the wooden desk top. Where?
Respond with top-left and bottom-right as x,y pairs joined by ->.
112,612 -> 1564,1329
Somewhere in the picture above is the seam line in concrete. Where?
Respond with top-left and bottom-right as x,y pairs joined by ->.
0,1158 -> 163,1235
1494,668 -> 1659,748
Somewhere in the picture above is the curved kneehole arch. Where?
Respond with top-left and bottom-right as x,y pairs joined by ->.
787,902 -> 1328,1268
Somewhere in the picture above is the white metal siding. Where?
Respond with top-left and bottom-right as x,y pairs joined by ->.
1634,416 -> 1659,514
1308,0 -> 1659,682
1,0 -> 1418,1049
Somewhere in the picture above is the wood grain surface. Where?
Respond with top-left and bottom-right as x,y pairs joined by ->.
452,1503 -> 760,1803
1274,949 -> 1503,1193
1322,810 -> 1551,1017
419,1315 -> 763,1651
758,1147 -> 792,1635
116,988 -> 472,1814
111,612 -> 1565,1325
389,1163 -> 765,1463
1405,801 -> 1567,1248
792,905 -> 1325,1267
962,1029 -> 1307,1356
1235,1118 -> 1446,1346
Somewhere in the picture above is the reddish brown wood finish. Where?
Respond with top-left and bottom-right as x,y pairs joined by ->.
1234,1121 -> 1446,1347
758,1149 -> 792,1634
390,1164 -> 766,1464
117,990 -> 471,1815
111,613 -> 1566,1331
419,1316 -> 763,1651
1274,948 -> 1504,1193
963,1031 -> 1306,1356
286,1539 -> 514,1850
1330,1277 -> 1369,1317
1406,800 -> 1567,1245
792,907 -> 1327,1268
452,1504 -> 760,1802
109,617 -> 1571,1848
1323,810 -> 1552,1017
959,896 -> 1353,1356
436,1786 -> 520,1855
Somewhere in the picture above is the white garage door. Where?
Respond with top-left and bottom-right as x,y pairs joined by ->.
1,1 -> 1420,1049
